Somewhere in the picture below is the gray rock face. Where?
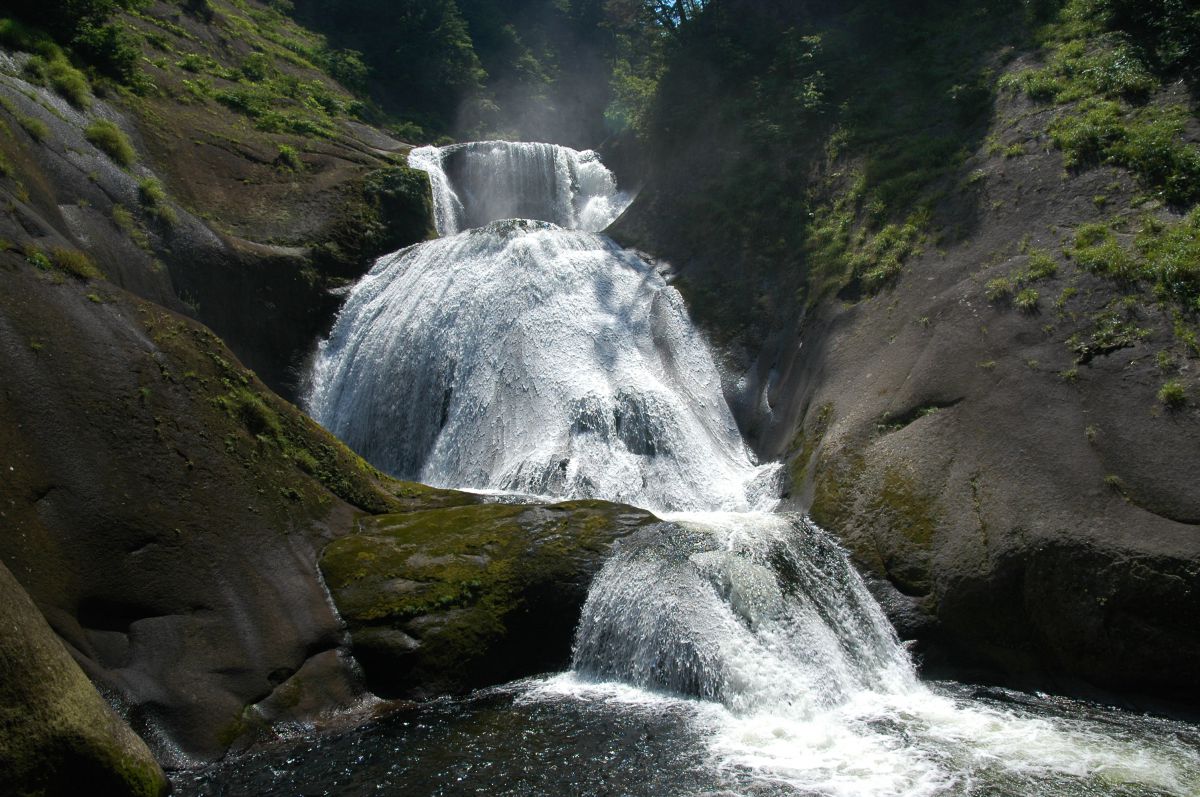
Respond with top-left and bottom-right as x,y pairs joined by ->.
613,70 -> 1200,707
320,501 -> 666,697
0,56 -> 432,402
0,559 -> 168,797
0,265 -> 399,763
741,133 -> 1200,703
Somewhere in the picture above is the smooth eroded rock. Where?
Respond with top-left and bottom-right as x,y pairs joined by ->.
321,500 -> 663,696
0,560 -> 167,797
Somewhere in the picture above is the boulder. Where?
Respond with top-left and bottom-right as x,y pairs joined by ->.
0,559 -> 167,797
321,501 -> 662,695
0,259 -> 468,761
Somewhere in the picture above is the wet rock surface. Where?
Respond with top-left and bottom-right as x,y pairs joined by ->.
321,501 -> 668,696
0,262 -> 463,762
0,560 -> 168,797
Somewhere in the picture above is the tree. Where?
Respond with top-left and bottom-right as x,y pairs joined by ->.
604,0 -> 706,34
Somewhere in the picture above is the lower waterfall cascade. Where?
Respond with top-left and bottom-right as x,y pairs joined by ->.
286,140 -> 1200,797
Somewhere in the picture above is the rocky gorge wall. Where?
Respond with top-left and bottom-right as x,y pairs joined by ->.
0,3 -> 685,781
611,0 -> 1200,709
2,0 -> 1198,790
0,0 -> 455,780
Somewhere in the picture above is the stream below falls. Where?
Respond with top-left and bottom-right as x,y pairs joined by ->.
173,141 -> 1200,796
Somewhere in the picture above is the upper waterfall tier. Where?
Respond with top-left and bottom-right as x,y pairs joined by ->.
408,141 -> 630,236
306,219 -> 782,513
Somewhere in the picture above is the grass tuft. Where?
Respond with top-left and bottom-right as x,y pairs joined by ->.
138,177 -> 177,226
1157,379 -> 1186,408
84,119 -> 135,167
49,246 -> 103,280
1014,288 -> 1040,313
986,277 -> 1014,302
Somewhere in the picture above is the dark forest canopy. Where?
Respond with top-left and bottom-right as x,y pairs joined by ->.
287,0 -> 698,145
0,0 -> 1195,148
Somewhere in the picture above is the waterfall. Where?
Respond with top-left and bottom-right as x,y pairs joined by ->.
307,219 -> 782,512
408,141 -> 629,236
572,512 -> 918,716
309,141 -> 780,513
303,140 -> 1200,796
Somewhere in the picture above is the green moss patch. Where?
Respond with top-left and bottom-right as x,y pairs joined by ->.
788,403 -> 833,492
133,306 -> 451,518
321,500 -> 658,694
871,467 -> 940,549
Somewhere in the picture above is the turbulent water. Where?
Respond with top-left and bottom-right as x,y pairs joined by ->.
276,141 -> 1200,797
408,140 -> 628,236
572,513 -> 916,714
309,145 -> 779,513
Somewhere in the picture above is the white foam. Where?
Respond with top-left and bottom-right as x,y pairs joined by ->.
408,141 -> 630,236
306,222 -> 780,513
311,140 -> 1200,797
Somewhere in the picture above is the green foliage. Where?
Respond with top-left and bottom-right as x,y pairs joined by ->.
77,23 -> 145,83
21,243 -> 102,279
16,112 -> 49,142
182,0 -> 215,21
213,73 -> 345,138
630,0 -> 1015,342
84,119 -> 135,166
0,17 -> 50,52
275,143 -> 303,171
137,177 -> 176,226
240,52 -> 274,82
5,0 -> 146,41
605,49 -> 662,137
290,0 -> 485,135
24,245 -> 52,270
288,0 -> 627,140
1001,39 -> 1157,104
985,247 -> 1060,306
1002,0 -> 1200,207
49,246 -> 103,279
1083,0 -> 1200,77
1024,249 -> 1059,281
47,58 -> 92,107
1135,210 -> 1200,312
111,204 -> 149,249
1070,306 -> 1149,361
4,1 -> 146,85
1071,212 -> 1200,313
1014,287 -> 1041,312
1072,222 -> 1138,279
986,277 -> 1015,302
1157,378 -> 1186,407
1049,101 -> 1200,206
321,48 -> 369,95
851,218 -> 924,289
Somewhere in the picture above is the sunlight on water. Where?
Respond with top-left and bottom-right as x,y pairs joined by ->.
566,510 -> 1200,795
408,140 -> 630,236
306,222 -> 783,513
295,140 -> 1200,797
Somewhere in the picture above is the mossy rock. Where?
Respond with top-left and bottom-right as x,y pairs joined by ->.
0,561 -> 167,797
0,261 -> 478,760
320,500 -> 662,696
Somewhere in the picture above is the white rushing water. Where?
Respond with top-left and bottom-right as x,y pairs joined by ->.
308,140 -> 1200,796
310,142 -> 780,513
408,140 -> 629,237
572,513 -> 916,714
